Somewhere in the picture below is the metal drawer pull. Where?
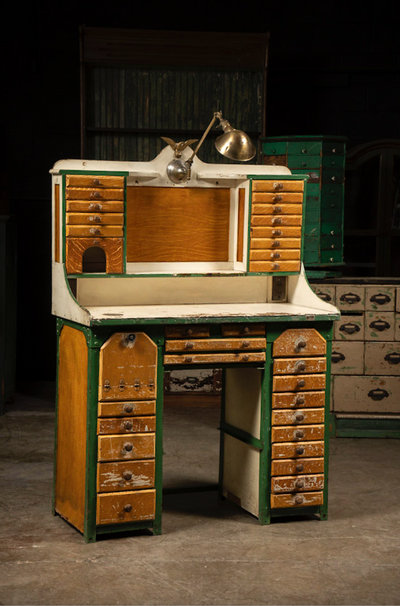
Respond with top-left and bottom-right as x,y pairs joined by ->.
331,351 -> 345,364
294,413 -> 304,423
92,178 -> 102,186
185,341 -> 194,349
368,389 -> 389,401
242,355 -> 249,361
185,356 -> 193,363
384,352 -> 400,365
294,495 -> 304,505
273,206 -> 282,214
295,361 -> 306,372
301,149 -> 307,154
273,182 -> 284,190
89,203 -> 102,211
370,293 -> 391,305
123,442 -> 133,452
124,421 -> 133,430
296,379 -> 306,388
295,429 -> 305,439
295,479 -> 304,489
272,263 -> 280,270
272,217 -> 283,225
242,326 -> 250,334
124,404 -> 134,413
242,341 -> 250,348
369,320 -> 390,332
186,328 -> 194,336
296,446 -> 305,455
295,395 -> 305,406
272,229 -> 282,236
124,504 -> 133,513
123,471 -> 133,481
296,463 -> 304,472
270,252 -> 280,259
89,227 -> 101,235
339,323 -> 360,335
272,195 -> 283,202
90,190 -> 103,199
272,240 -> 281,247
339,292 -> 361,304
317,292 -> 332,302
295,338 -> 307,351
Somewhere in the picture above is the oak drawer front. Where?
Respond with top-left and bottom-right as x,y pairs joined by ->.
250,226 -> 302,238
66,213 -> 124,225
221,323 -> 266,337
251,204 -> 302,216
331,341 -> 364,375
164,352 -> 266,365
66,225 -> 124,238
271,474 -> 324,494
250,238 -> 301,250
165,325 -> 210,338
249,250 -> 301,262
273,329 -> 327,358
271,491 -> 323,509
273,357 -> 326,374
272,408 -> 325,426
97,416 -> 156,435
65,187 -> 124,201
252,180 -> 304,192
271,457 -> 324,476
271,424 -> 325,443
332,375 -> 400,414
249,261 -> 301,273
66,175 -> 125,189
272,391 -> 325,409
96,489 -> 155,525
98,433 -> 155,462
365,286 -> 395,311
273,374 -> 326,392
99,383 -> 156,402
252,192 -> 303,203
165,338 -> 266,352
365,312 -> 395,341
272,440 -> 324,459
66,201 -> 124,213
97,460 -> 155,492
98,400 -> 156,418
335,315 -> 365,340
65,237 -> 124,275
364,342 -> 400,375
251,215 -> 303,227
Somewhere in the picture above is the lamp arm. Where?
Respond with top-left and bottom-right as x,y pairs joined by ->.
187,111 -> 222,165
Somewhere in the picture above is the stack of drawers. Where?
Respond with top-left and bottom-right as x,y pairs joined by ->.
249,179 -> 304,274
65,174 -> 125,274
164,324 -> 266,365
96,332 -> 158,526
270,329 -> 327,509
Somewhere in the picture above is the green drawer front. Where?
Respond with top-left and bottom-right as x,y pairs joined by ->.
262,141 -> 287,155
287,155 -> 321,169
321,207 -> 344,223
322,141 -> 346,155
305,209 -> 320,224
292,169 -> 320,183
321,222 -> 342,236
320,249 -> 343,264
303,250 -> 320,264
305,196 -> 321,210
321,183 -> 344,199
321,168 -> 345,184
304,234 -> 319,251
287,141 -> 322,156
320,234 -> 343,250
321,155 -> 345,169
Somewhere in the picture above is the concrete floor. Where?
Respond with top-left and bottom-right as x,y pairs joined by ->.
1,383 -> 400,605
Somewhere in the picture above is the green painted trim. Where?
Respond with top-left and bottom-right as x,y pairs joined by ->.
96,521 -> 154,535
153,338 -> 165,535
335,417 -> 400,439
258,342 -> 273,525
329,412 -> 337,438
219,421 -> 263,451
321,333 -> 333,520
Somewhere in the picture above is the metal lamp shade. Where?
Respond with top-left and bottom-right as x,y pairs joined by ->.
215,122 -> 256,161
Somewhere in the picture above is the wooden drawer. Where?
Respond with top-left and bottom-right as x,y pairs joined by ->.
221,323 -> 265,337
252,192 -> 303,203
273,329 -> 326,358
364,342 -> 400,375
249,250 -> 301,261
164,352 -> 266,365
251,204 -> 302,215
97,416 -> 156,435
98,433 -> 155,462
250,226 -> 302,238
335,315 -> 365,340
272,391 -> 325,409
272,408 -> 325,426
165,325 -> 210,338
252,180 -> 304,192
65,187 -> 124,201
272,374 -> 326,392
273,357 -> 326,375
249,261 -> 301,273
250,238 -> 301,249
165,338 -> 266,352
271,474 -> 324,493
272,440 -> 324,459
98,400 -> 156,418
66,213 -> 124,225
97,460 -> 155,492
271,424 -> 325,443
66,237 -> 124,275
251,215 -> 303,227
66,175 -> 125,189
271,457 -> 324,476
96,489 -> 155,525
271,491 -> 323,509
66,225 -> 124,238
66,201 -> 124,213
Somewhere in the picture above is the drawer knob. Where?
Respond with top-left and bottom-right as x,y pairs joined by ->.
124,504 -> 133,513
295,338 -> 307,351
272,263 -> 280,270
272,229 -> 282,236
294,413 -> 304,423
296,463 -> 304,472
185,356 -> 193,363
124,421 -> 133,430
185,341 -> 194,350
301,149 -> 307,154
93,179 -> 101,186
295,429 -> 305,439
273,206 -> 282,214
90,227 -> 101,235
270,252 -> 280,259
296,446 -> 305,455
242,354 -> 249,361
243,326 -> 250,334
295,479 -> 305,489
186,328 -> 193,335
294,495 -> 304,505
273,182 -> 284,190
295,395 -> 305,406
296,379 -> 306,388
124,404 -> 134,413
93,215 -> 102,223
272,195 -> 283,202
91,191 -> 102,199
272,217 -> 282,225
295,361 -> 306,372
272,240 -> 281,248
242,340 -> 250,348
123,471 -> 133,481
89,203 -> 102,211
124,442 -> 133,452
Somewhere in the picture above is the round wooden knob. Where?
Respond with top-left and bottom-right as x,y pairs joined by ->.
272,195 -> 283,202
91,190 -> 102,199
124,404 -> 134,413
93,178 -> 101,186
124,504 -> 133,512
272,240 -> 281,248
296,446 -> 305,455
273,206 -> 282,214
124,421 -> 133,430
185,341 -> 194,349
272,217 -> 282,225
295,429 -> 305,439
272,263 -> 280,270
123,471 -> 133,481
296,463 -> 304,472
272,230 -> 282,236
295,479 -> 304,489
124,442 -> 133,452
295,396 -> 305,406
270,252 -> 280,259
294,495 -> 304,505
273,182 -> 284,190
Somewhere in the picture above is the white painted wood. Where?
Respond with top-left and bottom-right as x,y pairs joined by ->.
225,368 -> 261,439
364,342 -> 400,375
287,266 -> 339,314
331,341 -> 364,375
365,286 -> 395,311
222,434 -> 260,518
52,262 -> 90,326
333,375 -> 400,414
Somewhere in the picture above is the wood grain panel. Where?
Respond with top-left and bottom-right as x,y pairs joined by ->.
66,175 -> 125,188
96,489 -> 156,525
221,323 -> 266,336
272,391 -> 325,409
66,201 -> 124,213
271,491 -> 323,509
250,226 -> 302,238
252,192 -> 303,203
271,457 -> 325,476
249,261 -> 301,273
97,460 -> 155,492
271,408 -> 325,426
66,237 -> 123,274
273,329 -> 326,358
97,416 -> 156,435
273,357 -> 326,374
65,187 -> 124,200
165,338 -> 266,352
271,424 -> 325,443
66,213 -> 124,225
66,225 -> 123,237
55,326 -> 88,533
98,433 -> 155,462
237,188 -> 245,263
252,180 -> 304,192
272,374 -> 326,392
271,440 -> 324,459
98,400 -> 156,417
271,474 -> 324,494
126,187 -> 230,262
164,352 -> 266,365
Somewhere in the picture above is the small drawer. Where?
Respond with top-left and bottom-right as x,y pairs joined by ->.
252,180 -> 304,192
365,312 -> 395,341
66,225 -> 124,238
66,212 -> 124,225
250,226 -> 302,239
322,141 -> 346,156
331,341 -> 364,375
332,375 -> 400,414
97,460 -> 155,492
365,286 -> 395,311
250,238 -> 301,250
65,187 -> 124,201
287,155 -> 321,169
287,141 -> 322,156
271,457 -> 325,476
262,141 -> 287,155
321,168 -> 344,184
98,433 -> 155,462
364,342 -> 400,376
65,175 -> 125,189
311,284 -> 336,305
336,285 -> 365,311
273,357 -> 326,375
165,325 -> 210,338
271,491 -> 324,509
97,416 -> 156,435
251,204 -> 302,216
273,329 -> 326,358
271,474 -> 324,494
252,192 -> 303,203
251,215 -> 303,227
272,408 -> 325,426
263,154 -> 287,166
249,250 -> 301,261
98,400 -> 156,418
221,323 -> 266,337
249,261 -> 301,273
272,374 -> 326,393
272,440 -> 324,459
165,338 -> 266,353
96,489 -> 155,525
272,391 -> 325,409
271,424 -> 325,443
66,201 -> 124,213
164,352 -> 266,365
335,315 -> 365,340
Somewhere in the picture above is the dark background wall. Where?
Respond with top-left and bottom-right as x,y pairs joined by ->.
2,1 -> 399,383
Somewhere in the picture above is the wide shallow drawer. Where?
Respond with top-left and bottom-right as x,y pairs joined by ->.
272,440 -> 324,459
331,342 -> 364,375
164,352 -> 266,365
221,323 -> 266,337
66,175 -> 125,189
272,408 -> 325,426
66,225 -> 124,238
251,204 -> 302,215
252,192 -> 303,203
271,474 -> 324,493
97,460 -> 155,492
252,180 -> 304,192
165,338 -> 266,352
271,491 -> 323,509
250,238 -> 301,249
249,261 -> 301,273
249,250 -> 301,261
272,374 -> 326,392
97,416 -> 156,435
65,187 -> 124,201
271,457 -> 325,476
98,400 -> 156,418
273,329 -> 326,358
272,391 -> 325,409
250,226 -> 302,238
273,357 -> 326,374
364,342 -> 400,375
98,433 -> 155,462
165,325 -> 210,338
66,201 -> 124,213
66,212 -> 124,225
271,424 -> 325,443
251,215 -> 303,227
332,375 -> 400,414
96,489 -> 155,525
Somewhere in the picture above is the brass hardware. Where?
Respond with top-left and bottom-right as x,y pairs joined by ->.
124,404 -> 134,413
331,176 -> 336,181
295,361 -> 306,372
124,504 -> 133,512
185,342 -> 194,349
123,442 -> 133,452
103,380 -> 111,392
124,421 -> 133,430
294,495 -> 304,505
332,148 -> 336,153
123,471 -> 133,481
242,340 -> 250,348
185,356 -> 193,363
272,195 -> 283,202
295,395 -> 305,406
134,379 -> 140,389
330,230 -> 335,235
272,240 -> 281,248
295,479 -> 304,489
272,217 -> 282,225
295,429 -> 305,439
272,229 -> 282,236
331,244 -> 335,249
295,338 -> 307,351
273,182 -> 284,191
296,464 -> 304,472
93,178 -> 101,186
242,355 -> 249,361
296,446 -> 305,455
294,413 -> 304,422
273,206 -> 282,214
296,379 -> 306,388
